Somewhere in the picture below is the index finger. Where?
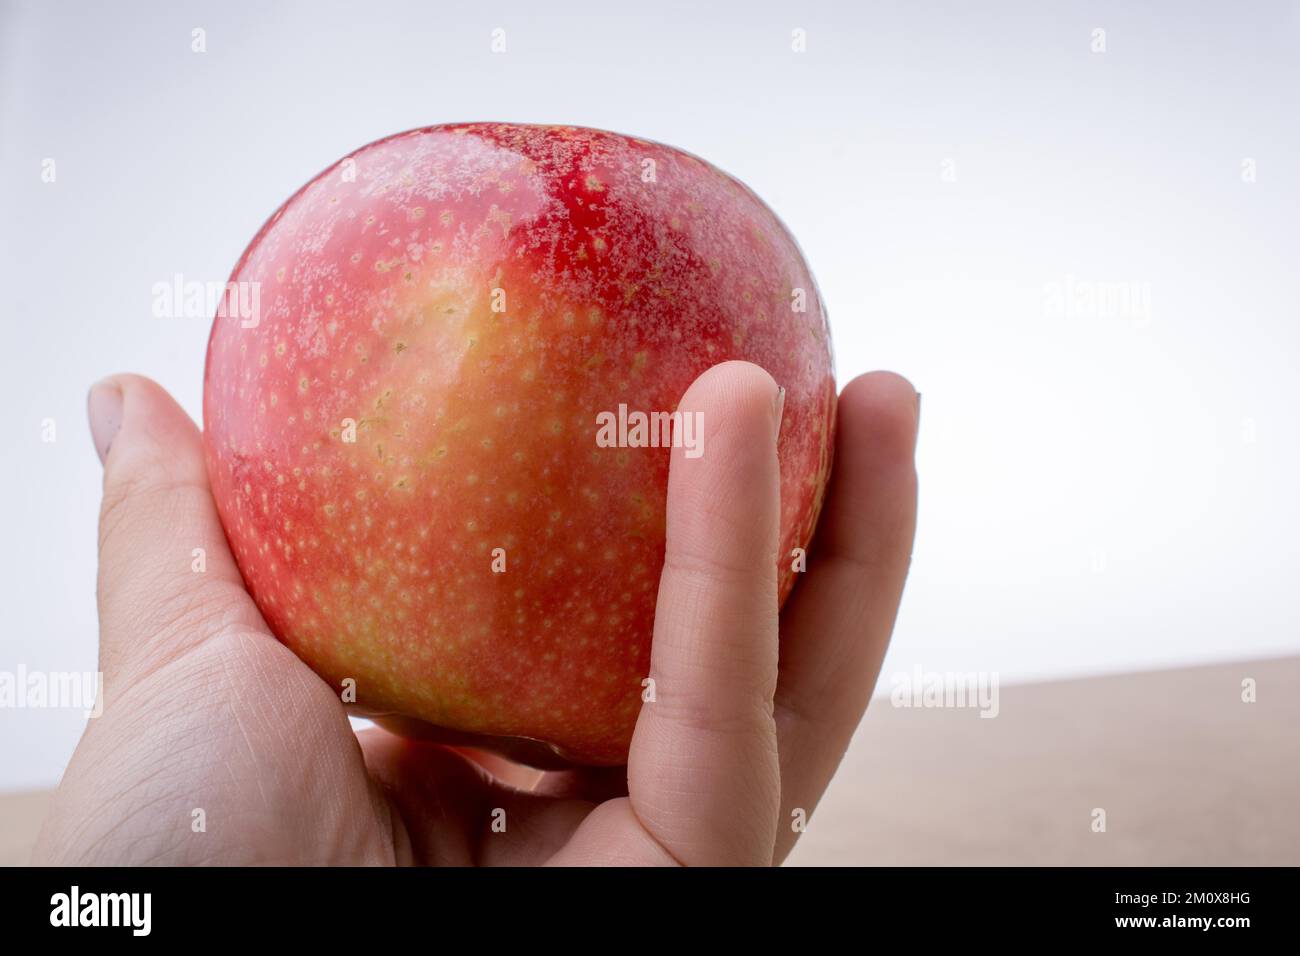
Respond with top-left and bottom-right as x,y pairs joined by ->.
626,360 -> 784,867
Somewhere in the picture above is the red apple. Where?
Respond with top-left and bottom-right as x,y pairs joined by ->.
203,123 -> 835,765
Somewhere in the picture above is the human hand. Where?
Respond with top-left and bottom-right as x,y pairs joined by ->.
34,361 -> 917,866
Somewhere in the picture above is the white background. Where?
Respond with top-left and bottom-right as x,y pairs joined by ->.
1,0 -> 1297,791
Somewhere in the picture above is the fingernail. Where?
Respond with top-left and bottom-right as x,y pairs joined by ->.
88,379 -> 123,465
915,391 -> 922,434
774,385 -> 786,438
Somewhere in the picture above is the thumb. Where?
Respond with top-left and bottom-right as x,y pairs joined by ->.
90,374 -> 263,683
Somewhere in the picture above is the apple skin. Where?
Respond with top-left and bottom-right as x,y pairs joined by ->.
203,123 -> 835,765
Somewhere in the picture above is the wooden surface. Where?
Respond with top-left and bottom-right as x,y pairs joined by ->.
4,656 -> 1296,866
0,791 -> 49,868
785,655 -> 1299,865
